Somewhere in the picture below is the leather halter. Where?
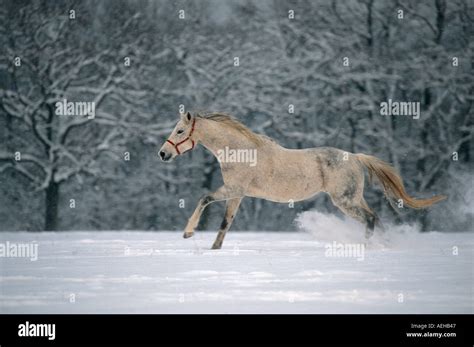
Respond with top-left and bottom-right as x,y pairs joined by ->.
166,118 -> 196,155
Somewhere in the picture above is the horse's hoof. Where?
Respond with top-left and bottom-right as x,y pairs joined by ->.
183,232 -> 194,239
211,243 -> 222,250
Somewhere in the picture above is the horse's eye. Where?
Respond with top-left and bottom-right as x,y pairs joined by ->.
177,129 -> 184,135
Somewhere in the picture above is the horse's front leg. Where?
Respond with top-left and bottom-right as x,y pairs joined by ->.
211,197 -> 242,250
183,186 -> 242,239
183,194 -> 214,239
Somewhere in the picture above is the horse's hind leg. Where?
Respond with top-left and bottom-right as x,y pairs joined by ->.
328,171 -> 379,239
332,196 -> 378,239
211,197 -> 242,250
325,162 -> 380,239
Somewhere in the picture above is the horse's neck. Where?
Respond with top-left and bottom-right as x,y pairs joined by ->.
196,119 -> 255,157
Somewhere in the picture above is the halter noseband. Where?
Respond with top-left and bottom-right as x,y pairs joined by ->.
166,118 -> 196,155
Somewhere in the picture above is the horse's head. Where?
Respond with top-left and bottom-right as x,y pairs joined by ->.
159,111 -> 196,162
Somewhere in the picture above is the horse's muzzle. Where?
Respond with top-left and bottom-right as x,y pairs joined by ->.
159,151 -> 172,162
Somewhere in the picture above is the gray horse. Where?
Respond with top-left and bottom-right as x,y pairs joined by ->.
159,112 -> 445,249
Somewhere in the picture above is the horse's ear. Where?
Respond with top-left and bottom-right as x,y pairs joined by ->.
180,111 -> 193,123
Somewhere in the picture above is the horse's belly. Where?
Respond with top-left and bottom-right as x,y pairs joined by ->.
246,175 -> 321,203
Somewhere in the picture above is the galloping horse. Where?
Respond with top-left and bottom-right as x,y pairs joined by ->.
159,112 -> 445,249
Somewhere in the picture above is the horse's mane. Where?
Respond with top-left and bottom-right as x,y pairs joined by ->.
197,112 -> 268,145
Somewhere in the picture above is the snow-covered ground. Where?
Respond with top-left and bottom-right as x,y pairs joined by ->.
0,212 -> 472,313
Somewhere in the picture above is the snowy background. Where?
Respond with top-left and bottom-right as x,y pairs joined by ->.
0,0 -> 472,232
0,0 -> 473,314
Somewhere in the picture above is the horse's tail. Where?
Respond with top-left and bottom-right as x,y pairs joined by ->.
356,153 -> 446,209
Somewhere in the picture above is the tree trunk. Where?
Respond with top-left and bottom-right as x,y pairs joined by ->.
44,180 -> 60,231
